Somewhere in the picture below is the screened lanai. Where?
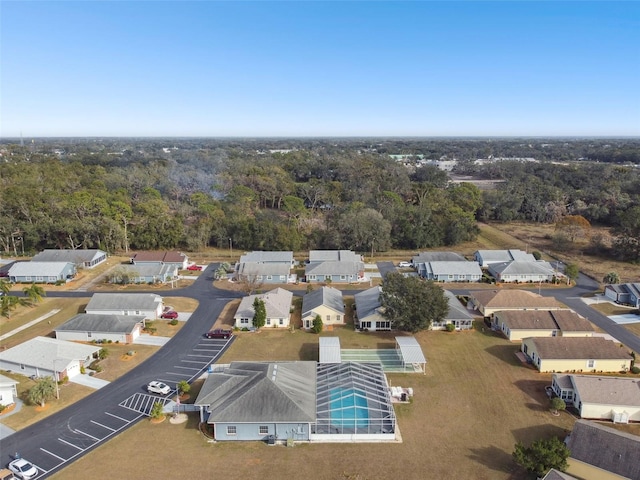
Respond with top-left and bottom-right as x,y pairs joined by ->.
311,362 -> 396,441
395,336 -> 427,374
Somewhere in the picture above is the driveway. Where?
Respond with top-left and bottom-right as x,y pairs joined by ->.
133,334 -> 171,346
69,374 -> 111,389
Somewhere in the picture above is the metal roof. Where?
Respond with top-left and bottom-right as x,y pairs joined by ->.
8,261 -> 74,277
32,249 -> 106,264
55,314 -> 145,334
302,287 -> 344,318
85,293 -> 163,312
395,336 -> 426,365
319,337 -> 342,364
0,336 -> 101,370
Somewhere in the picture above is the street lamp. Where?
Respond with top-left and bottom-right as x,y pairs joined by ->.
229,238 -> 233,258
52,359 -> 63,400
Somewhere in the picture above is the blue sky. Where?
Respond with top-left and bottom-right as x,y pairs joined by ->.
1,1 -> 639,137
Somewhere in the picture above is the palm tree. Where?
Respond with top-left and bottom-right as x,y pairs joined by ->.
23,283 -> 46,304
0,279 -> 11,296
28,377 -> 57,407
603,272 -> 620,285
0,294 -> 21,318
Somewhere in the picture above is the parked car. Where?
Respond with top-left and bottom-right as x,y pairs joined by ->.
0,467 -> 18,480
147,381 -> 171,395
8,459 -> 38,479
398,261 -> 412,268
186,264 -> 203,271
204,329 -> 233,339
161,310 -> 178,319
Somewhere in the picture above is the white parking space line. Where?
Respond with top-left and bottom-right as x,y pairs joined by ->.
41,448 -> 66,461
74,429 -> 99,441
180,359 -> 208,365
91,420 -> 116,432
59,438 -> 84,451
187,353 -> 216,358
105,411 -> 130,422
173,365 -> 201,371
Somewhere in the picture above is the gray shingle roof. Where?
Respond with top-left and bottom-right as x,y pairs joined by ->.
489,260 -> 555,276
119,263 -> 177,277
239,251 -> 293,264
542,470 -> 578,480
85,293 -> 163,312
236,262 -> 291,277
8,261 -> 74,277
55,314 -> 145,334
566,420 -> 640,479
305,260 -> 364,276
354,286 -> 384,323
412,252 -> 466,263
32,249 -> 106,264
475,249 -> 536,263
234,288 -> 293,319
570,375 -> 640,407
0,337 -> 101,370
528,337 -> 632,360
427,261 -> 482,276
309,250 -> 361,262
195,361 -> 317,423
302,286 -> 344,318
443,290 -> 475,321
497,310 -> 593,332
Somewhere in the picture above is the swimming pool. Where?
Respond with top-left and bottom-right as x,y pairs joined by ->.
329,387 -> 369,429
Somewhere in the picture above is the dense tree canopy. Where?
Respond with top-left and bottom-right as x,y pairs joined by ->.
512,437 -> 569,477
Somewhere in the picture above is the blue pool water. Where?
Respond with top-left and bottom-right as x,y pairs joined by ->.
329,388 -> 369,429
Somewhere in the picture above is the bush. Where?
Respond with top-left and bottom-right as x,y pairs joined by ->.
445,323 -> 456,332
312,315 -> 323,334
169,319 -> 178,326
241,327 -> 249,332
631,366 -> 640,374
92,364 -> 103,373
80,365 -> 86,374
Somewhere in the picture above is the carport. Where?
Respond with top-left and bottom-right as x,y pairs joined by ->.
395,336 -> 427,374
319,337 -> 341,364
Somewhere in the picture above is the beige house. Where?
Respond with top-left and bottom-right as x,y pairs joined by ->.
468,289 -> 566,324
233,288 -> 293,329
565,420 -> 640,480
496,310 -> 594,341
301,286 -> 345,330
551,374 -> 640,423
521,337 -> 633,373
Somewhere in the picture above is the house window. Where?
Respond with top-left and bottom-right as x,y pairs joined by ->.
326,315 -> 331,322
361,321 -> 371,329
587,359 -> 595,368
266,276 -> 273,281
88,332 -> 92,338
240,318 -> 249,324
259,426 -> 269,434
227,426 -> 237,435
25,276 -> 32,281
376,321 -> 391,330
36,276 -> 44,282
523,345 -> 528,354
48,276 -> 57,282
279,318 -> 284,325
336,315 -> 341,322
308,275 -> 316,280
266,318 -> 271,325
20,364 -> 25,370
340,275 -> 346,281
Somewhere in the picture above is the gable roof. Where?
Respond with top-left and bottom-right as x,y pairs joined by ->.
305,260 -> 364,276
234,288 -> 293,319
470,289 -> 566,310
85,293 -> 163,312
527,337 -> 632,360
131,251 -> 186,263
426,261 -> 482,276
195,361 -> 317,423
412,252 -> 466,263
566,420 -> 640,479
309,250 -> 361,262
55,314 -> 145,334
475,249 -> 536,263
8,261 -> 75,277
570,375 -> 640,406
489,260 -> 555,276
239,251 -> 293,264
32,249 -> 106,264
0,337 -> 101,370
497,310 -> 593,332
119,263 -> 177,277
542,470 -> 578,480
302,286 -> 344,318
354,286 -> 384,322
236,262 -> 291,277
443,290 -> 475,321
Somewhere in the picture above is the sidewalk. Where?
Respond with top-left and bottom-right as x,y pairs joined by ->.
0,309 -> 61,341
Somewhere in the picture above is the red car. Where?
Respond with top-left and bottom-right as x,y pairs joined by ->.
204,329 -> 233,339
186,264 -> 203,271
161,310 -> 179,319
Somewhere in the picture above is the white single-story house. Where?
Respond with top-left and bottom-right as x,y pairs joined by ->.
55,314 -> 145,344
488,260 -> 556,283
354,286 -> 390,332
31,249 -> 107,269
238,251 -> 295,267
520,337 -> 633,373
301,286 -> 345,330
85,293 -> 164,319
8,261 -> 77,283
431,290 -> 475,330
0,373 -> 18,407
565,420 -> 640,480
420,261 -> 482,282
412,252 -> 466,275
551,374 -> 640,423
473,249 -> 537,267
233,288 -> 293,329
604,283 -> 640,308
233,262 -> 294,284
468,289 -> 567,323
495,310 -> 594,341
130,251 -> 188,270
305,250 -> 365,284
0,337 -> 101,380
109,263 -> 178,284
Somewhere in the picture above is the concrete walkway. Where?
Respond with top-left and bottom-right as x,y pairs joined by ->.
133,334 -> 170,346
0,309 -> 61,341
69,373 -> 111,389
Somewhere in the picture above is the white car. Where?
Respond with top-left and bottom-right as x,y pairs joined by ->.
8,459 -> 38,479
398,262 -> 412,268
147,381 -> 171,395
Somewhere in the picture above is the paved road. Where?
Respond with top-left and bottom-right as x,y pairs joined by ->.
0,265 -> 242,479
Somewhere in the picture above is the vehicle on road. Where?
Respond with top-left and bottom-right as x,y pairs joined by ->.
8,459 -> 37,479
147,381 -> 171,395
398,261 -> 412,268
186,264 -> 203,271
204,329 -> 233,339
160,310 -> 179,319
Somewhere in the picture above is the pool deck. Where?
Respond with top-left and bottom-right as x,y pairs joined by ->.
340,349 -> 424,373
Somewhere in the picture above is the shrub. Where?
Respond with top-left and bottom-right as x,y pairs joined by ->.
241,327 -> 249,332
445,323 -> 456,332
93,364 -> 103,373
98,348 -> 109,360
631,366 -> 640,374
169,319 -> 178,326
80,365 -> 86,374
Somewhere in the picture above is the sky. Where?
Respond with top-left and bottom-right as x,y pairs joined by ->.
1,1 -> 639,137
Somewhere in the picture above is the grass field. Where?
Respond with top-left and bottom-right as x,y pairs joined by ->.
50,322 -> 624,480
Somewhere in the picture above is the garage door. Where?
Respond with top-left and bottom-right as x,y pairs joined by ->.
66,362 -> 81,378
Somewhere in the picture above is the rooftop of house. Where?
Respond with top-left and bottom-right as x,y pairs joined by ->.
131,251 -> 186,263
526,337 -> 632,360
302,286 -> 344,317
570,374 -> 640,406
470,289 -> 566,309
56,314 -> 145,334
497,310 -> 593,332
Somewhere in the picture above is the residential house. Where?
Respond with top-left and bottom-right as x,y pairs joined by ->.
130,251 -> 188,270
473,249 -> 537,267
411,252 -> 466,276
233,288 -> 293,329
234,251 -> 296,284
305,250 -> 365,284
195,361 -> 317,442
31,249 -> 107,269
520,337 -> 632,373
541,470 -> 579,480
604,283 -> 640,308
495,310 -> 594,341
420,261 -> 482,282
565,420 -> 640,480
488,260 -> 556,283
238,251 -> 294,267
431,290 -> 475,330
8,261 -> 77,284
55,314 -> 145,344
0,337 -> 101,380
85,293 -> 164,319
301,286 -> 344,330
354,286 -> 390,331
0,373 -> 18,408
468,289 -> 567,325
551,374 -> 640,423
110,263 -> 178,284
